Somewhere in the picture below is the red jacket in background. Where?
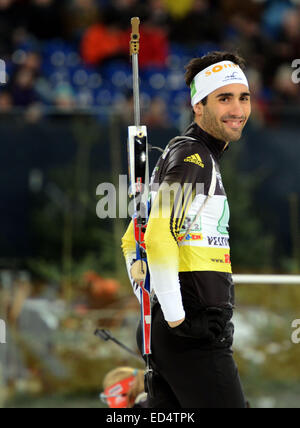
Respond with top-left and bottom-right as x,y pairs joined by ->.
81,23 -> 169,68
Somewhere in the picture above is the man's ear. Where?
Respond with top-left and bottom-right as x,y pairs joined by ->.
193,102 -> 203,118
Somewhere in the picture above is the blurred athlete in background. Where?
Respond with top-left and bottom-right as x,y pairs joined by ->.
101,366 -> 147,408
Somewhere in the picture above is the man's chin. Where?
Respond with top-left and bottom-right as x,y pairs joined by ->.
223,129 -> 243,142
222,122 -> 246,142
229,133 -> 243,142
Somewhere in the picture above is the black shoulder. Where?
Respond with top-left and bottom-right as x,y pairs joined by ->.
166,139 -> 212,171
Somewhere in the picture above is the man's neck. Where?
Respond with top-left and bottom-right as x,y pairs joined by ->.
194,118 -> 229,150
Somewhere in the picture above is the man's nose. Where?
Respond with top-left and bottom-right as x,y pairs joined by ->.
228,100 -> 244,117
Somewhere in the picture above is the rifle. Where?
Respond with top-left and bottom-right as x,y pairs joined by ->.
127,17 -> 154,398
94,329 -> 143,362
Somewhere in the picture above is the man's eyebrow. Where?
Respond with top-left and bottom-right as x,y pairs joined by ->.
216,92 -> 251,98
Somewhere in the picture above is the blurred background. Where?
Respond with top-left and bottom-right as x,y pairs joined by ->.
0,0 -> 300,408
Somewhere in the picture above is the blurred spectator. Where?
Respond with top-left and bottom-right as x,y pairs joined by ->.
10,66 -> 39,106
63,0 -> 101,40
24,103 -> 44,123
0,90 -> 13,113
147,0 -> 170,28
163,0 -> 194,19
246,67 -> 270,125
81,21 -> 169,68
0,0 -> 296,126
270,63 -> 300,126
81,0 -> 169,67
224,13 -> 272,77
143,97 -> 169,128
275,9 -> 300,62
114,91 -> 134,124
26,0 -> 66,40
0,0 -> 27,56
262,0 -> 293,39
102,0 -> 147,30
23,51 -> 42,73
81,23 -> 128,65
221,0 -> 262,21
272,64 -> 300,105
54,83 -> 76,111
138,24 -> 169,68
169,0 -> 222,45
263,6 -> 300,88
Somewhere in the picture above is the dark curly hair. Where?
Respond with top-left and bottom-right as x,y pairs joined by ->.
185,51 -> 247,105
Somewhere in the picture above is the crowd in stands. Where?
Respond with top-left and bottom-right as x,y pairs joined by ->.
0,0 -> 299,126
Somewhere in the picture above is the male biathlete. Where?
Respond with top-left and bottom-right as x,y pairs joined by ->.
122,51 -> 251,408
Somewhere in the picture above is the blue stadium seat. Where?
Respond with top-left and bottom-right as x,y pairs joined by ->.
95,88 -> 115,106
76,88 -> 95,107
10,38 -> 201,115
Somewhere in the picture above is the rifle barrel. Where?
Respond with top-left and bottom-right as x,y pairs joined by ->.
132,54 -> 141,129
130,17 -> 141,129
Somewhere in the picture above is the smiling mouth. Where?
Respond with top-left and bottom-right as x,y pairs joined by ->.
222,120 -> 244,130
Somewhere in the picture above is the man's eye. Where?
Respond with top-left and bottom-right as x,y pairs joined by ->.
241,97 -> 250,101
220,97 -> 229,102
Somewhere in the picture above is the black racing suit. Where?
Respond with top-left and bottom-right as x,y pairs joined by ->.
123,122 -> 246,408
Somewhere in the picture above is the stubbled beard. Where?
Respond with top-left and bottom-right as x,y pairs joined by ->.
201,108 -> 244,142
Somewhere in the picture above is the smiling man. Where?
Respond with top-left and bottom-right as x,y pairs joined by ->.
122,51 -> 251,408
189,57 -> 251,144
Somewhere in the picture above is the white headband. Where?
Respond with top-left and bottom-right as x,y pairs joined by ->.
191,61 -> 249,106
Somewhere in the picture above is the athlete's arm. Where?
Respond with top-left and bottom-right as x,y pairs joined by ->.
145,144 -> 210,324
